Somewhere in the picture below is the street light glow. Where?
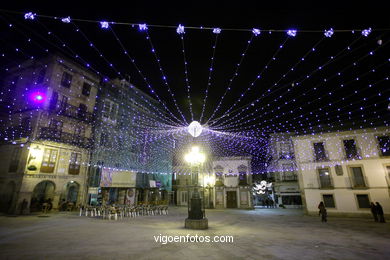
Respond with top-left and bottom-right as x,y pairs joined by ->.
184,146 -> 206,164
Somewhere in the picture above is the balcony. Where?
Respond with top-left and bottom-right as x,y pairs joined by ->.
277,175 -> 298,182
350,176 -> 368,189
319,178 -> 334,189
49,103 -> 94,123
38,127 -> 92,148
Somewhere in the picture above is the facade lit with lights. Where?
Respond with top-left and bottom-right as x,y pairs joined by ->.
293,127 -> 390,216
212,157 -> 253,209
88,78 -> 173,206
0,55 -> 99,213
267,133 -> 302,208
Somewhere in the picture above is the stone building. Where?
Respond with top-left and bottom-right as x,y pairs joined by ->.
293,127 -> 390,217
266,133 -> 302,208
0,55 -> 99,213
212,157 -> 253,209
87,78 -> 172,206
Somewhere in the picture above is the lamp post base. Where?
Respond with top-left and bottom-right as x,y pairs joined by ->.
185,218 -> 208,230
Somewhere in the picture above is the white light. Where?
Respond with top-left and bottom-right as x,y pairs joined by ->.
213,28 -> 221,34
61,17 -> 71,23
324,28 -> 334,38
185,146 -> 206,164
100,21 -> 109,29
252,28 -> 261,36
188,121 -> 202,137
139,24 -> 148,31
24,12 -> 36,20
361,28 -> 371,37
287,29 -> 297,37
176,24 -> 185,34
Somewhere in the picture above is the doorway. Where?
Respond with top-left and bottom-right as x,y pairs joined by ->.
31,181 -> 55,212
226,191 -> 237,208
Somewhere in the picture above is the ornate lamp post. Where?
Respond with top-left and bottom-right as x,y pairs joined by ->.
184,146 -> 208,229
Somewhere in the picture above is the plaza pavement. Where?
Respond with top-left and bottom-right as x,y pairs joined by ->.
0,207 -> 389,260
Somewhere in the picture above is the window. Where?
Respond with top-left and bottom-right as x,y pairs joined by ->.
279,142 -> 293,159
69,152 -> 81,175
40,148 -> 58,173
318,168 -> 333,188
49,91 -> 58,110
61,72 -> 72,88
37,68 -> 46,84
377,136 -> 390,156
8,147 -> 22,172
356,194 -> 370,208
335,165 -> 343,176
386,165 -> 390,178
322,194 -> 335,208
344,139 -> 360,159
102,100 -> 119,121
74,125 -> 85,138
350,166 -> 366,188
48,119 -> 63,139
313,142 -> 328,161
77,104 -> 87,119
59,96 -> 68,111
82,82 -> 91,96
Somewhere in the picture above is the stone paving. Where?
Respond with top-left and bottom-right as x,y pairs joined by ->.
0,207 -> 389,260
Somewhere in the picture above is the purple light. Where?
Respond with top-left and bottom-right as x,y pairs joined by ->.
361,28 -> 371,37
176,24 -> 185,34
138,24 -> 148,31
24,12 -> 36,20
213,28 -> 221,34
61,17 -> 71,23
100,21 -> 109,29
287,29 -> 297,37
324,28 -> 334,38
30,92 -> 46,104
252,28 -> 261,36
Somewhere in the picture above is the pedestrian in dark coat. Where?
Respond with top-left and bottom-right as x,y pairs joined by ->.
318,201 -> 327,222
376,202 -> 386,223
370,202 -> 378,222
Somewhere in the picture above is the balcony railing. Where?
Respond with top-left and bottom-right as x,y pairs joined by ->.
351,175 -> 368,189
50,103 -> 94,123
277,175 -> 298,182
38,127 -> 92,148
319,178 -> 334,189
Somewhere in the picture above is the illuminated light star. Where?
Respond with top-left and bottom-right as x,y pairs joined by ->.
24,12 -> 36,20
100,21 -> 109,29
252,28 -> 261,36
324,28 -> 334,38
138,23 -> 148,31
213,28 -> 221,34
30,92 -> 46,103
287,29 -> 297,37
176,24 -> 185,34
61,16 -> 71,23
188,121 -> 202,137
361,28 -> 372,37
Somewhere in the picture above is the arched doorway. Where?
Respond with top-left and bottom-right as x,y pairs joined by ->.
65,181 -> 79,203
0,181 -> 16,213
31,181 -> 55,212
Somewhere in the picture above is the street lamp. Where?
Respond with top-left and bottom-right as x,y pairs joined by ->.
184,146 -> 208,229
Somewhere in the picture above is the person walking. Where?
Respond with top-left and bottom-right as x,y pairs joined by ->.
318,201 -> 327,222
370,202 -> 378,222
376,202 -> 386,223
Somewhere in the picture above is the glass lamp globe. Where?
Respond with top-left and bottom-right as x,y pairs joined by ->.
188,121 -> 202,137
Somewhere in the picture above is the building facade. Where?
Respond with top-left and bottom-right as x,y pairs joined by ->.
88,78 -> 172,206
267,133 -> 302,208
0,55 -> 99,213
293,127 -> 390,217
212,157 -> 253,209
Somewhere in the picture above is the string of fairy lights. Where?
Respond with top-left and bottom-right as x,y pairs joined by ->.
0,9 -> 389,175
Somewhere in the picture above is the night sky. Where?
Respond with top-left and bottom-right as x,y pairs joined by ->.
0,2 -> 389,172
